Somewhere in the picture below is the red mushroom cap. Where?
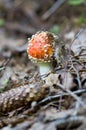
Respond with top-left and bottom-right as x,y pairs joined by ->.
27,31 -> 55,62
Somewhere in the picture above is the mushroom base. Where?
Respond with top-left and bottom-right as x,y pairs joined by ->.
38,62 -> 53,78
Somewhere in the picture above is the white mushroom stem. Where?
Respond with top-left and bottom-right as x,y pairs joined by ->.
38,62 -> 53,79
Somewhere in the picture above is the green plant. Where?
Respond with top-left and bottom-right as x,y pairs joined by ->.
77,14 -> 86,25
0,18 -> 5,26
3,79 -> 9,86
68,0 -> 85,6
50,25 -> 60,34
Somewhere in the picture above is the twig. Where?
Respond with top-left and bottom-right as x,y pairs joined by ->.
23,88 -> 86,115
56,83 -> 86,110
13,87 -> 86,128
68,29 -> 85,88
42,0 -> 66,20
0,58 -> 10,72
70,63 -> 82,88
38,89 -> 86,106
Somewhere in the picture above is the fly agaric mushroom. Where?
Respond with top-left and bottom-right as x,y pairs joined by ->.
27,31 -> 56,78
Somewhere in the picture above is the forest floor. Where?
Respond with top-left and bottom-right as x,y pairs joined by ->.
0,0 -> 86,130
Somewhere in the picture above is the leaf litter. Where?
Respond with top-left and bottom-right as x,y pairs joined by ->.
0,0 -> 86,129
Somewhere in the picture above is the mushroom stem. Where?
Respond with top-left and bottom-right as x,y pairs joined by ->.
38,62 -> 53,77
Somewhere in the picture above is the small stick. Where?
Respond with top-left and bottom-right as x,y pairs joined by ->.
71,63 -> 82,88
38,88 -> 86,106
0,58 -> 10,72
42,0 -> 66,20
56,83 -> 86,110
23,88 -> 86,115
